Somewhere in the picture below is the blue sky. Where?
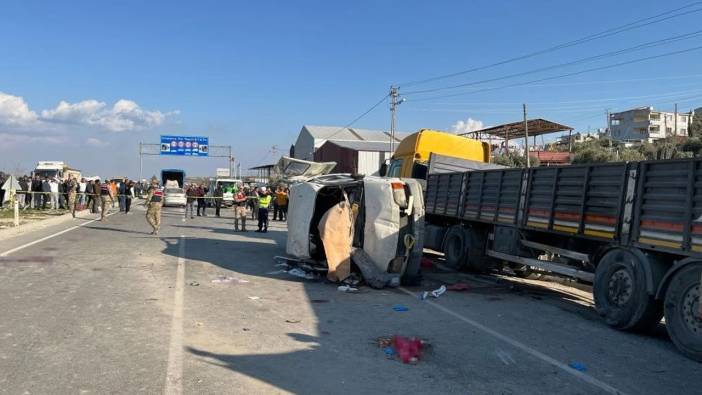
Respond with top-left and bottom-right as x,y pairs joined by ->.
1,0 -> 701,178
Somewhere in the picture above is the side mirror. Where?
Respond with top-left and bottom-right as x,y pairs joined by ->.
379,162 -> 388,177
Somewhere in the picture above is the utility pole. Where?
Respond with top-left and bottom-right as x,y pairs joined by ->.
139,142 -> 143,181
674,103 -> 678,136
523,104 -> 530,168
389,86 -> 404,153
605,109 -> 611,136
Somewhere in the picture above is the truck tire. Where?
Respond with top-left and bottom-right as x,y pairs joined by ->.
663,264 -> 702,362
443,226 -> 468,270
593,248 -> 663,332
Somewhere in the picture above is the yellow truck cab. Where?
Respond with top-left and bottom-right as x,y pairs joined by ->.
385,129 -> 490,179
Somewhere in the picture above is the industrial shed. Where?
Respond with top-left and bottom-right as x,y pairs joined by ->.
314,140 -> 394,176
292,125 -> 408,161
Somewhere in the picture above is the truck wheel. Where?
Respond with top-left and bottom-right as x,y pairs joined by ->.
593,248 -> 663,332
443,226 -> 467,270
664,264 -> 702,362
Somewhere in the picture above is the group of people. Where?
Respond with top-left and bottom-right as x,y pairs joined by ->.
232,185 -> 288,233
184,183 -> 210,218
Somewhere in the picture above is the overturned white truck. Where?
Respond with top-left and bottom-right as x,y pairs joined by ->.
280,157 -> 425,285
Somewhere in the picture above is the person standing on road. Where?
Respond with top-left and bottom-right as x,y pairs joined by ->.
118,178 -> 127,212
99,178 -> 114,221
255,187 -> 272,233
145,177 -> 163,235
85,180 -> 95,213
185,184 -> 196,219
214,183 -> 223,217
275,186 -> 288,221
248,186 -> 258,220
233,188 -> 248,231
49,177 -> 60,210
67,176 -> 78,218
196,184 -> 207,217
124,179 -> 134,214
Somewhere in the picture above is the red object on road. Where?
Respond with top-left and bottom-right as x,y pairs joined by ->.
392,335 -> 423,364
446,282 -> 470,291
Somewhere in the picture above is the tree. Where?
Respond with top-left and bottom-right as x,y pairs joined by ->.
690,111 -> 702,138
572,147 -> 616,164
493,153 -> 540,168
681,137 -> 702,156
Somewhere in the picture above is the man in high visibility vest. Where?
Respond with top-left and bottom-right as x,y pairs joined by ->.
255,186 -> 272,233
145,177 -> 163,235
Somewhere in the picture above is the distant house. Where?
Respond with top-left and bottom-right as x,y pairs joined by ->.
610,107 -> 692,142
292,125 -> 409,161
314,140 -> 394,176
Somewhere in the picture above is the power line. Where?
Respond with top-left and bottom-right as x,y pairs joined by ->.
403,29 -> 702,95
398,2 -> 702,87
407,45 -> 702,102
323,93 -> 389,140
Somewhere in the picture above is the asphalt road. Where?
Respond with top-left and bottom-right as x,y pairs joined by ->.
0,204 -> 700,394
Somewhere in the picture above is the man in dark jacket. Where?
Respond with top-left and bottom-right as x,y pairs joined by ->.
118,178 -> 127,212
214,184 -> 223,217
41,178 -> 51,209
196,184 -> 207,216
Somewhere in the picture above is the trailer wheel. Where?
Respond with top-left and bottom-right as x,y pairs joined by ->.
664,264 -> 702,362
594,248 -> 663,332
443,226 -> 468,270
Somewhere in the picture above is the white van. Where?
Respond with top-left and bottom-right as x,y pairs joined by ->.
282,157 -> 425,285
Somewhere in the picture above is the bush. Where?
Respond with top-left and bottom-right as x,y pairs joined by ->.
493,153 -> 540,168
572,148 -> 616,164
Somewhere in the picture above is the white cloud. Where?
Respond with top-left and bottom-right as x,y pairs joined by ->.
0,91 -> 175,135
0,133 -> 66,151
0,92 -> 38,125
86,137 -> 108,147
451,117 -> 484,134
41,98 -> 175,132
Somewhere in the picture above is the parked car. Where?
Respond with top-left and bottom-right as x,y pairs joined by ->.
163,186 -> 187,207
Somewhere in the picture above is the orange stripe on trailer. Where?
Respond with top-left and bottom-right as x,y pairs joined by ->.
637,237 -> 681,249
584,214 -> 616,225
691,224 -> 702,234
554,212 -> 580,221
640,220 -> 684,232
583,229 -> 615,239
528,208 -> 550,217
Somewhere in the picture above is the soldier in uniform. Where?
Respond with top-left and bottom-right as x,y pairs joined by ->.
66,176 -> 78,218
99,178 -> 114,221
145,177 -> 163,235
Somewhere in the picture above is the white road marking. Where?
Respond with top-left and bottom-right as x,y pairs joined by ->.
164,235 -> 186,395
398,287 -> 625,395
0,212 -> 117,257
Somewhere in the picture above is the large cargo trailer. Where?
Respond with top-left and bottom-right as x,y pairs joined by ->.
424,158 -> 702,361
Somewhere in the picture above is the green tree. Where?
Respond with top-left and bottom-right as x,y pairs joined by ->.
493,153 -> 540,168
690,112 -> 702,138
572,147 -> 616,164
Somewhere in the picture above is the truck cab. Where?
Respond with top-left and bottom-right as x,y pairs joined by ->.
386,129 -> 490,179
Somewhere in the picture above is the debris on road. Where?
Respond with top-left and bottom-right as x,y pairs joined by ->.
392,304 -> 409,312
377,335 -> 427,364
247,296 -> 261,300
211,275 -> 249,284
431,285 -> 446,298
351,248 -> 400,289
337,285 -> 359,293
285,319 -> 301,323
446,282 -> 470,292
188,281 -> 200,287
287,268 -> 318,280
569,362 -> 587,372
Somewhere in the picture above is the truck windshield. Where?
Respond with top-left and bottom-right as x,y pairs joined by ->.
387,159 -> 403,178
217,182 -> 237,192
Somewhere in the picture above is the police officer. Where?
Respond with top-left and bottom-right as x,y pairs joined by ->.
99,178 -> 114,221
145,177 -> 163,235
256,187 -> 273,233
67,176 -> 78,218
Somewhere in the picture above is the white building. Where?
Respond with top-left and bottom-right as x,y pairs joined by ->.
292,125 -> 409,161
610,107 -> 692,142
